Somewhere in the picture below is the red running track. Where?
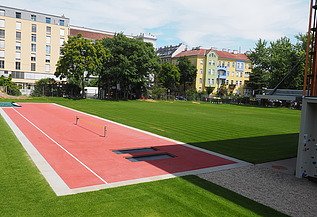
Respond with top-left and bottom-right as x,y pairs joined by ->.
4,103 -> 236,189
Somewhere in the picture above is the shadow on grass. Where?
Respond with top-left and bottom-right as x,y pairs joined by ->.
188,133 -> 299,164
182,176 -> 288,216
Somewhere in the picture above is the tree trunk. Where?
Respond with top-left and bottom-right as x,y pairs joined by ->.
81,78 -> 85,99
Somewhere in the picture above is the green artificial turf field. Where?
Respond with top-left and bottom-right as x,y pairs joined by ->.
0,114 -> 287,216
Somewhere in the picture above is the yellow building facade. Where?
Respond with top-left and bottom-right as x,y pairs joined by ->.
0,5 -> 69,93
173,49 -> 209,92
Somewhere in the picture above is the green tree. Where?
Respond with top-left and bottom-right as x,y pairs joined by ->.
101,34 -> 160,99
247,36 -> 305,93
269,37 -> 303,89
177,57 -> 197,93
157,62 -> 180,94
32,78 -> 57,97
0,75 -> 21,96
55,35 -> 99,98
247,39 -> 270,93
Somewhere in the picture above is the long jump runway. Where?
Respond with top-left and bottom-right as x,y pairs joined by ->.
0,103 -> 250,196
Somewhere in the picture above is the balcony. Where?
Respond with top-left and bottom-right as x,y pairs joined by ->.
217,65 -> 227,71
217,71 -> 227,80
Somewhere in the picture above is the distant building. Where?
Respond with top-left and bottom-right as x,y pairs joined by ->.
215,50 -> 251,94
133,33 -> 157,48
70,26 -> 157,47
0,5 -> 69,93
174,48 -> 210,92
156,43 -> 187,63
70,25 -> 115,40
173,48 -> 251,93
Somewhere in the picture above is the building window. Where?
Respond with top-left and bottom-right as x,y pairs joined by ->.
16,32 -> 21,40
231,80 -> 233,85
200,60 -> 203,65
12,71 -> 24,79
60,29 -> 65,36
45,55 -> 50,63
31,14 -> 36,21
31,34 -> 36,42
226,80 -> 229,85
31,43 -> 36,52
46,17 -> 51,24
239,81 -> 243,86
46,36 -> 51,44
0,10 -> 5,16
200,69 -> 203,74
15,62 -> 21,70
236,80 -> 239,85
208,78 -> 211,85
0,50 -> 4,58
31,63 -> 36,71
46,26 -> 51,34
0,29 -> 5,39
59,20 -> 65,26
16,22 -> 21,30
208,61 -> 211,65
232,62 -> 235,67
45,64 -> 50,72
208,69 -> 211,75
16,42 -> 21,50
0,60 -> 4,68
211,79 -> 214,85
0,19 -> 4,28
46,45 -> 51,54
32,24 -> 37,33
31,53 -> 36,61
227,62 -> 230,67
199,78 -> 202,84
60,38 -> 65,46
15,52 -> 21,60
0,40 -> 4,49
16,12 -> 22,19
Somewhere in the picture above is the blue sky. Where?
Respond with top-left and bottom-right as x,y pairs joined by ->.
5,0 -> 309,52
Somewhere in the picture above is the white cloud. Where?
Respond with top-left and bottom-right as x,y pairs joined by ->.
4,0 -> 309,49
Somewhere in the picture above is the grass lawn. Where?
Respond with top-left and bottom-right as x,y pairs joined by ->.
0,114 -> 287,216
11,97 -> 300,163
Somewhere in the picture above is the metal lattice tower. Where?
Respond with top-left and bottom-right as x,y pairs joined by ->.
304,0 -> 317,96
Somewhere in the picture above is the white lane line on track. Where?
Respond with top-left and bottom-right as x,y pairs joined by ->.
12,108 -> 108,184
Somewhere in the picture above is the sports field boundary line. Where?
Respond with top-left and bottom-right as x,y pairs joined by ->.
0,108 -> 70,196
65,160 -> 250,195
54,103 -> 252,166
11,107 -> 108,185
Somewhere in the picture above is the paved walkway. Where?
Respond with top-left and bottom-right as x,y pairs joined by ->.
198,158 -> 317,217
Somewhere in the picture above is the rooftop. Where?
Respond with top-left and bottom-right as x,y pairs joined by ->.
174,48 -> 211,58
156,44 -> 183,58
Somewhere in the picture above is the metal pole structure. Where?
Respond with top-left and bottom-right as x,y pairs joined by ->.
303,0 -> 313,96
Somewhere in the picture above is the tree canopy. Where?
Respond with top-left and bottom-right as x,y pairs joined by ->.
247,35 -> 306,93
55,35 -> 109,98
101,33 -> 160,99
157,62 -> 180,93
177,57 -> 197,93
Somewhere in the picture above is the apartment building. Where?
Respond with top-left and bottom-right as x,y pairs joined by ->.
70,25 -> 157,48
173,48 -> 251,94
215,50 -> 251,94
0,5 -> 69,93
174,48 -> 210,92
156,43 -> 187,63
